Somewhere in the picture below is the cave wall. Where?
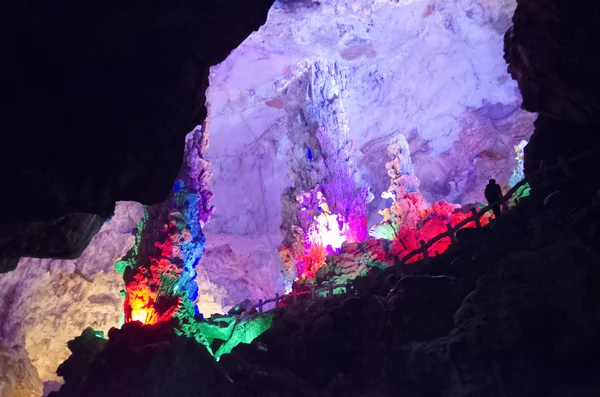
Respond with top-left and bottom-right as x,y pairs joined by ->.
505,0 -> 600,181
505,0 -> 600,124
13,0 -> 600,394
0,0 -> 280,385
0,202 -> 144,393
204,0 -> 535,292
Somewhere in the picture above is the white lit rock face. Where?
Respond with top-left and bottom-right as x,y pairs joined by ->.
0,341 -> 42,397
0,202 -> 143,393
196,235 -> 287,315
204,0 -> 535,291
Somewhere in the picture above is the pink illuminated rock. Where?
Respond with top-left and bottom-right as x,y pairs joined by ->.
275,61 -> 371,281
204,0 -> 534,290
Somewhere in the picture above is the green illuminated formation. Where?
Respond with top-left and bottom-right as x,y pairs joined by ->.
174,304 -> 273,360
508,182 -> 531,208
114,208 -> 148,276
213,314 -> 273,360
173,297 -> 212,350
108,126 -> 273,363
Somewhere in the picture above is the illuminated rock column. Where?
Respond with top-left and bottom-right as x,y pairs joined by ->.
279,61 -> 370,281
120,125 -> 214,325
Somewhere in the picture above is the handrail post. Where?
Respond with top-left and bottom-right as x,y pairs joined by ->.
293,291 -> 297,304
311,286 -> 316,300
275,293 -> 280,308
420,240 -> 429,264
447,223 -> 457,244
328,280 -> 334,297
258,299 -> 263,314
471,208 -> 481,228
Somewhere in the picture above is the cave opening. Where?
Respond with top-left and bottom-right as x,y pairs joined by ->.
201,0 -> 533,310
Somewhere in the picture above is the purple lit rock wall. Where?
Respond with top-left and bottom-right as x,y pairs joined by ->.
204,0 -> 534,292
280,60 -> 370,265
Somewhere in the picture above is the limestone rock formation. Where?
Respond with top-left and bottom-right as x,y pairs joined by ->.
197,235 -> 286,315
109,126 -> 284,318
277,60 -> 370,282
505,0 -> 600,192
390,243 -> 600,396
49,323 -> 235,397
0,341 -> 43,397
0,202 -> 144,390
48,154 -> 600,396
226,191 -> 600,396
505,0 -> 600,124
205,0 -> 535,289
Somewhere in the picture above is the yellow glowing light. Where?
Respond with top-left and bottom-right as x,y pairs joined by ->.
131,309 -> 149,324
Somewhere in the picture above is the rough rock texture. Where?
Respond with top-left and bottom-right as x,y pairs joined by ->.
188,125 -> 284,313
206,0 -> 534,289
49,162 -> 600,396
198,235 -> 286,315
49,323 -> 235,397
0,214 -> 107,274
505,0 -> 600,192
277,60 -> 371,282
0,202 -> 144,390
224,185 -> 600,396
40,0 -> 600,394
111,125 -> 284,318
505,0 -> 600,123
120,126 -> 212,327
0,341 -> 43,397
390,243 -> 600,397
0,0 -> 275,264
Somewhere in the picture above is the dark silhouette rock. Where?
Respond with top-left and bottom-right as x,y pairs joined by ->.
388,243 -> 600,396
220,351 -> 315,397
522,115 -> 600,198
0,213 -> 106,272
505,0 -> 600,123
50,322 -> 236,397
387,276 -> 470,346
455,227 -> 479,247
506,0 -> 600,202
0,0 -> 274,265
51,187 -> 600,396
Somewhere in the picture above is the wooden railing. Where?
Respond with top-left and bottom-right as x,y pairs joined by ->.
253,281 -> 351,314
396,177 -> 529,265
396,146 -> 600,265
248,148 -> 600,315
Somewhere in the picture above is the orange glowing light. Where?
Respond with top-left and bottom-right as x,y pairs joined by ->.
131,308 -> 150,324
128,301 -> 159,325
125,283 -> 159,325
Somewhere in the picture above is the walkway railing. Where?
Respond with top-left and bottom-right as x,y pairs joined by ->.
249,148 -> 599,315
254,281 -> 351,314
397,177 -> 529,265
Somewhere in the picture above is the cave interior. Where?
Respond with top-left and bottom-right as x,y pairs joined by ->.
2,0 -> 600,396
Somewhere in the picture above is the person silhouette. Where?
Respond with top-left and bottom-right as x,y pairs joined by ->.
485,179 -> 503,218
